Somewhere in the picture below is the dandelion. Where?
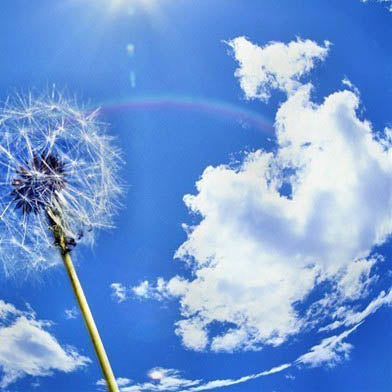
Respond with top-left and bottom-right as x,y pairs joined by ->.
0,90 -> 122,392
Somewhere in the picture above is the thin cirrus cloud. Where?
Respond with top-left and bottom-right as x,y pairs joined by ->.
295,323 -> 362,368
96,365 -> 288,392
319,286 -> 392,332
0,299 -> 90,388
97,324 -> 361,392
126,36 -> 392,358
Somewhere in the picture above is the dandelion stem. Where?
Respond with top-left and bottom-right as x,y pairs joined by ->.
51,217 -> 119,392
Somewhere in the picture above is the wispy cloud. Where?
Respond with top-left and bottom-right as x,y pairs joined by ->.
181,363 -> 291,392
112,279 -> 171,303
110,283 -> 128,303
320,288 -> 392,332
64,307 -> 78,320
111,325 -> 361,392
296,324 -> 361,368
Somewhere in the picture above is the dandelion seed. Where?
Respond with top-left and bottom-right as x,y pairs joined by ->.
0,90 -> 122,392
0,90 -> 122,275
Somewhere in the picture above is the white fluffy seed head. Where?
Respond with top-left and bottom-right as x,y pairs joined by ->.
0,90 -> 123,276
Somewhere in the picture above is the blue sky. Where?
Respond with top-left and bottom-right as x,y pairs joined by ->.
0,0 -> 392,391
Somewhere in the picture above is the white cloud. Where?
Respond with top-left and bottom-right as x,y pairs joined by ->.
112,279 -> 172,304
296,324 -> 361,368
103,368 -> 201,392
122,37 -> 392,364
0,301 -> 90,388
111,278 -> 172,304
174,319 -> 209,352
118,325 -> 359,392
64,307 -> 78,320
132,277 -> 188,300
361,0 -> 392,12
227,36 -> 330,101
110,326 -> 359,392
182,363 -> 291,392
131,279 -> 169,300
105,363 -> 292,392
117,377 -> 133,386
97,377 -> 133,388
132,281 -> 150,297
0,300 -> 21,319
111,283 -> 128,303
341,78 -> 360,97
320,287 -> 392,332
112,279 -> 171,303
144,37 -> 392,353
336,257 -> 378,300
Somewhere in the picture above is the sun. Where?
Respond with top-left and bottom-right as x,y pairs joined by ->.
109,0 -> 157,11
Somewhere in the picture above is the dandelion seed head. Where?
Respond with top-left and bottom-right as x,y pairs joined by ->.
11,153 -> 67,215
0,90 -> 123,276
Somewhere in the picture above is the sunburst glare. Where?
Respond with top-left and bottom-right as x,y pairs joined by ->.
108,0 -> 158,12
